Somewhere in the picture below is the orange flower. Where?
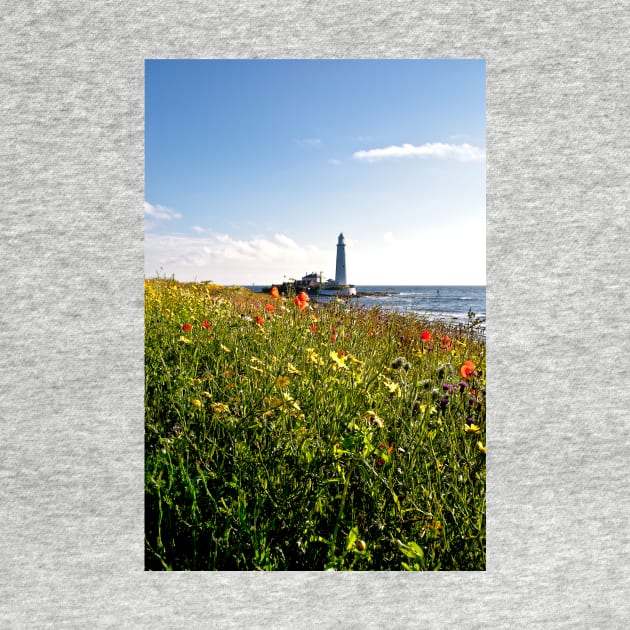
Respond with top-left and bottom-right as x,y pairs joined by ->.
294,292 -> 309,310
181,323 -> 192,331
311,323 -> 318,332
201,320 -> 211,329
270,287 -> 280,299
442,335 -> 451,349
265,304 -> 275,312
421,330 -> 431,342
256,315 -> 264,325
459,360 -> 476,379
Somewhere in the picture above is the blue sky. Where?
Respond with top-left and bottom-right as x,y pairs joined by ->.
145,59 -> 485,285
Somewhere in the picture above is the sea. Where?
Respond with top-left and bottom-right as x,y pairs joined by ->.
351,285 -> 485,328
248,285 -> 485,329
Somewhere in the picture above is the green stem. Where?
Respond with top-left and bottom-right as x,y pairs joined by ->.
327,465 -> 353,566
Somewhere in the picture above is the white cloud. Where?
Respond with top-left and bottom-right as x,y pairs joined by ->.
353,142 -> 485,163
145,220 -> 485,286
328,159 -> 342,166
144,201 -> 182,221
145,231 -> 330,285
274,233 -> 298,248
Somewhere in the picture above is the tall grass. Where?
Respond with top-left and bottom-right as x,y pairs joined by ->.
145,278 -> 486,570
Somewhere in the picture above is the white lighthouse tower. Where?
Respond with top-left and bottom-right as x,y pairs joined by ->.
335,233 -> 347,286
330,233 -> 356,295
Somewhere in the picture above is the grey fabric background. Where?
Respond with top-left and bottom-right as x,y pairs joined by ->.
1,1 -> 628,627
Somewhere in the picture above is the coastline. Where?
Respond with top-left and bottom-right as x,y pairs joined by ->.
244,284 -> 486,332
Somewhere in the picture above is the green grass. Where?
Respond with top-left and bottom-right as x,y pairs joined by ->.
145,278 -> 486,570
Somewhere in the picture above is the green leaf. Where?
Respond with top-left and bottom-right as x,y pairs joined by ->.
345,526 -> 359,551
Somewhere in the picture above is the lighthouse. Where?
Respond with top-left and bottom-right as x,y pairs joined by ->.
335,233 -> 347,286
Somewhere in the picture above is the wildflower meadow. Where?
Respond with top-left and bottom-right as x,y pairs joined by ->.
145,278 -> 486,570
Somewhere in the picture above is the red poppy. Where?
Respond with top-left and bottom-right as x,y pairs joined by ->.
270,287 -> 280,299
294,294 -> 308,310
311,323 -> 318,332
421,330 -> 431,342
331,335 -> 336,343
265,304 -> 275,312
459,360 -> 476,379
442,335 -> 451,349
256,315 -> 264,325
181,323 -> 192,331
332,327 -> 338,335
201,320 -> 211,329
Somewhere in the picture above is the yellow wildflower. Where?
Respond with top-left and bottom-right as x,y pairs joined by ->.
265,396 -> 283,408
380,375 -> 401,397
426,520 -> 442,534
191,399 -> 202,408
330,350 -> 349,370
179,336 -> 192,344
276,375 -> 290,389
477,441 -> 486,454
210,402 -> 230,414
287,363 -> 303,375
345,353 -> 365,366
306,348 -> 325,366
282,391 -> 301,411
465,423 -> 481,433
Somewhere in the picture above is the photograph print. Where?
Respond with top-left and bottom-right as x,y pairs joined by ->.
144,59 -> 486,570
